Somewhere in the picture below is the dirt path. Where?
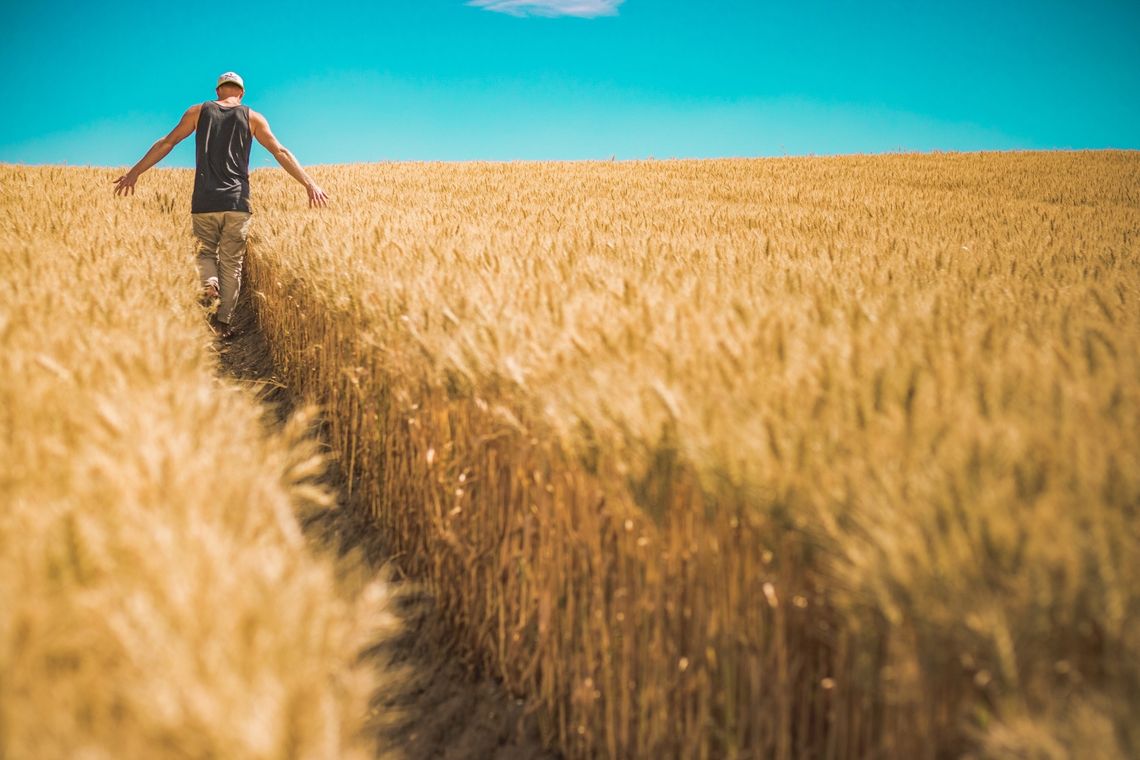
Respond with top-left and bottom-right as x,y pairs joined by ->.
213,300 -> 558,760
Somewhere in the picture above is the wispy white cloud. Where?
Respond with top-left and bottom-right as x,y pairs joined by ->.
467,0 -> 624,19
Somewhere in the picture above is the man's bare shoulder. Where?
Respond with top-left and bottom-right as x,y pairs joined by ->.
163,104 -> 203,140
247,109 -> 272,139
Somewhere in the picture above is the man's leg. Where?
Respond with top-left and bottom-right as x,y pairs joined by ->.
215,211 -> 253,325
191,212 -> 224,299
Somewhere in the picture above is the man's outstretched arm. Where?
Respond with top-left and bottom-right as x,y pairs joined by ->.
249,110 -> 328,208
113,106 -> 199,196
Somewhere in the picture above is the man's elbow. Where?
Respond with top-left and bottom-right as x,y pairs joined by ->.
272,146 -> 293,162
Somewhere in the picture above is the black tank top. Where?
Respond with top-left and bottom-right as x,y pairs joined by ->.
191,101 -> 252,214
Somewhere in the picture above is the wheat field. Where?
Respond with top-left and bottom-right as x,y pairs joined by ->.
0,166 -> 402,759
3,152 -> 1138,758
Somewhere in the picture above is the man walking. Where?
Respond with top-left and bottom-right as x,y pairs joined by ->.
113,72 -> 327,339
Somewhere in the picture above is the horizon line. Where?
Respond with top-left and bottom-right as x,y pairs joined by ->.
3,147 -> 1136,171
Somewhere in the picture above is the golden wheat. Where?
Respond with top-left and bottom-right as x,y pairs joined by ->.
0,165 -> 402,759
241,152 -> 1139,759
7,151 -> 1136,759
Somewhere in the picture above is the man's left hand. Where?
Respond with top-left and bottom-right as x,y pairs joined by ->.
112,172 -> 138,196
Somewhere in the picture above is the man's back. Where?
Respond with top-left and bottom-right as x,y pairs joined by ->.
192,100 -> 252,214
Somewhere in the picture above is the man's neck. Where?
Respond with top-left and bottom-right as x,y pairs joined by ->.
216,97 -> 242,107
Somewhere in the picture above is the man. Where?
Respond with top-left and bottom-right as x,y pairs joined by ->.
113,71 -> 328,339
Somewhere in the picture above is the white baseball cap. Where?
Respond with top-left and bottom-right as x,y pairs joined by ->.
216,71 -> 244,91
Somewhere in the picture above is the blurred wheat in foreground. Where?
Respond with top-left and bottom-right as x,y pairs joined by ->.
0,166 -> 402,759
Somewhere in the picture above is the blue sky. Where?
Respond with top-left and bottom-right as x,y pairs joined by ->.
1,0 -> 1137,166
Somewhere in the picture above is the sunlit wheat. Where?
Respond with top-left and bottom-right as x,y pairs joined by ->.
0,165 -> 402,760
245,153 -> 1139,759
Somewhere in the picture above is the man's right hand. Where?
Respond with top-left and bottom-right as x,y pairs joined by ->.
307,183 -> 329,208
